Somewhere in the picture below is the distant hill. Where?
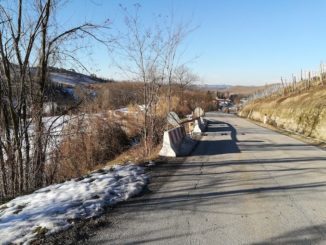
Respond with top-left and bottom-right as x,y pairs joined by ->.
45,67 -> 114,104
48,67 -> 113,87
219,85 -> 267,95
199,84 -> 277,96
201,84 -> 232,90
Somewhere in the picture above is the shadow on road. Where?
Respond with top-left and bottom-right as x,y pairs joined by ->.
191,119 -> 241,155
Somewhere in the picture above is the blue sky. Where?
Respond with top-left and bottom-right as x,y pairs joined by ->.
56,0 -> 326,85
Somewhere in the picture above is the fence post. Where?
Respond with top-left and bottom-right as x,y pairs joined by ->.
300,69 -> 303,81
292,74 -> 296,92
320,62 -> 324,85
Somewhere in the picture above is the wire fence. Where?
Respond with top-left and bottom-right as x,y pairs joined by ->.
247,62 -> 326,102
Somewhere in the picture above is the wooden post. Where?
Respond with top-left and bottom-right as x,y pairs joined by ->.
320,62 -> 324,85
281,77 -> 285,95
300,69 -> 303,81
292,74 -> 296,92
304,71 -> 308,90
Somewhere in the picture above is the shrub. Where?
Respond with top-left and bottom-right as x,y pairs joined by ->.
48,116 -> 129,182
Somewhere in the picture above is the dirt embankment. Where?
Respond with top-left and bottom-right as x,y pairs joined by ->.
239,87 -> 326,141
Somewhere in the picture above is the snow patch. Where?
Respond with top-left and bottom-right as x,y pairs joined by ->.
0,164 -> 148,245
50,72 -> 98,87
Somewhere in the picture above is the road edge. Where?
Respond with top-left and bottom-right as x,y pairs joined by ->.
239,115 -> 326,151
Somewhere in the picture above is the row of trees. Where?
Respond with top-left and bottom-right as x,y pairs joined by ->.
248,63 -> 326,102
90,66 -> 198,111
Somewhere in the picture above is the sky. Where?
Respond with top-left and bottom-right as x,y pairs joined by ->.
55,0 -> 326,86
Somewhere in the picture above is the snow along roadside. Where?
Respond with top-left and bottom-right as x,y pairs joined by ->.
0,164 -> 148,244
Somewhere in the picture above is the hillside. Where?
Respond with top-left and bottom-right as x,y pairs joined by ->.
239,86 -> 326,141
48,67 -> 113,87
199,84 -> 275,96
44,68 -> 114,105
219,85 -> 269,95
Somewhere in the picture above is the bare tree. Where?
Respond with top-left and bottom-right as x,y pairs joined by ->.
114,5 -> 194,156
0,0 -> 110,199
174,65 -> 198,105
159,20 -> 193,113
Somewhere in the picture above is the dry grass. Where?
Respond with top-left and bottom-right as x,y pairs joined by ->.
217,85 -> 272,96
245,85 -> 326,111
107,143 -> 162,166
155,95 -> 180,117
240,85 -> 326,141
48,115 -> 130,182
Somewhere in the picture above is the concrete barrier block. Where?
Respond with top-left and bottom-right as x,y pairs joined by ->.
159,126 -> 197,157
193,119 -> 202,133
193,117 -> 207,134
159,132 -> 176,157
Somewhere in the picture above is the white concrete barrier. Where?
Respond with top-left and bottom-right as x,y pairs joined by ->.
159,123 -> 200,157
159,126 -> 186,157
193,117 -> 207,134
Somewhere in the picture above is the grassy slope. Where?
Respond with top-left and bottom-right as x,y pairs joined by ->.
239,86 -> 326,141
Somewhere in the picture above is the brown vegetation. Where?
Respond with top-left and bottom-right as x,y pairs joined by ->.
49,81 -> 215,180
239,84 -> 326,142
0,0 -> 110,200
47,116 -> 129,182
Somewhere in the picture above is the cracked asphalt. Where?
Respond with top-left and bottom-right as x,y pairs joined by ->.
87,112 -> 326,244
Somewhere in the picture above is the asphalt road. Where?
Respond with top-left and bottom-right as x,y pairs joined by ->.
88,112 -> 326,245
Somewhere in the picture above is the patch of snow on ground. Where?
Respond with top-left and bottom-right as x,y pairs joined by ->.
50,72 -> 98,87
115,107 -> 129,113
0,164 -> 148,245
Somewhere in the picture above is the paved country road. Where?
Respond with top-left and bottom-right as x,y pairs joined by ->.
87,112 -> 326,245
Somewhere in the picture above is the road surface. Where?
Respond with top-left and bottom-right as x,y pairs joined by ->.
88,112 -> 326,244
